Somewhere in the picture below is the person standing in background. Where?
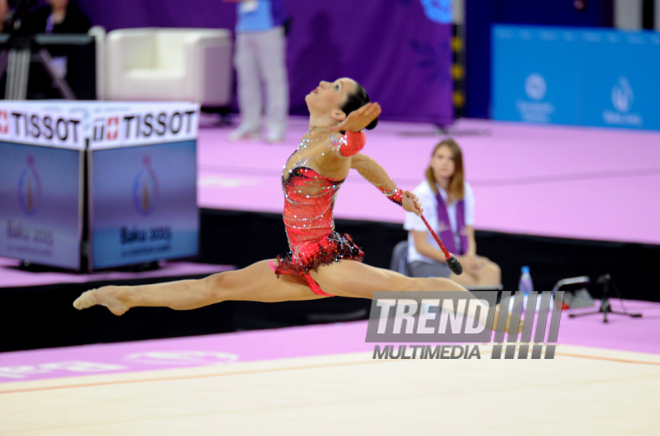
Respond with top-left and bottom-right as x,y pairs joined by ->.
225,0 -> 289,143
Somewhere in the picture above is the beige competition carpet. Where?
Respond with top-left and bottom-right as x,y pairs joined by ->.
1,343 -> 659,436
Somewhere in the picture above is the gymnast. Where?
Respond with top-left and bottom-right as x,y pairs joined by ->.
74,78 -> 513,330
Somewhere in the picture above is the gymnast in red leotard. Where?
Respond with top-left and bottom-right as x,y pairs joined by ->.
274,129 -> 372,297
73,77 -> 514,332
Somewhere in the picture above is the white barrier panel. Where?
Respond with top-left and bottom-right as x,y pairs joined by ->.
0,101 -> 200,271
89,103 -> 199,149
0,107 -> 84,150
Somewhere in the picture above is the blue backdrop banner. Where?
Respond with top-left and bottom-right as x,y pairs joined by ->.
492,25 -> 660,130
91,140 -> 199,270
0,143 -> 82,269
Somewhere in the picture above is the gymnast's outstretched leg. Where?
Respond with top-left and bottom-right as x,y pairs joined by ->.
73,260 -> 326,316
310,260 -> 519,332
309,259 -> 466,298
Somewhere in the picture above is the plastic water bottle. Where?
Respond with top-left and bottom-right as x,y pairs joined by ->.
519,266 -> 534,312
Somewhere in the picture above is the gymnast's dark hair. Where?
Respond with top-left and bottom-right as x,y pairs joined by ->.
340,82 -> 379,131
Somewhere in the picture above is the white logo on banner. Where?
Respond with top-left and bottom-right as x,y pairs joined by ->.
603,76 -> 642,127
611,77 -> 633,113
517,73 -> 554,123
123,351 -> 239,366
525,73 -> 547,100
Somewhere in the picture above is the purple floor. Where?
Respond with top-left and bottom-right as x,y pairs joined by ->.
198,117 -> 660,245
1,298 -> 658,383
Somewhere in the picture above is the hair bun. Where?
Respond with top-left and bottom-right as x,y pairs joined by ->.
341,81 -> 379,131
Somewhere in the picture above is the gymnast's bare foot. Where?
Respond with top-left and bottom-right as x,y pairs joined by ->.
73,286 -> 129,316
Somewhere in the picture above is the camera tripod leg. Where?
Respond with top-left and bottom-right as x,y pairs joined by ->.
37,49 -> 75,100
0,50 -> 9,78
6,48 -> 30,100
0,46 -> 77,101
568,281 -> 642,322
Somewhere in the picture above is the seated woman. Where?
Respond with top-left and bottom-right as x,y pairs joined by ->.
404,139 -> 501,287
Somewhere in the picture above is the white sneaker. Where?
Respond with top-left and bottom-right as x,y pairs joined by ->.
229,126 -> 261,141
265,130 -> 285,143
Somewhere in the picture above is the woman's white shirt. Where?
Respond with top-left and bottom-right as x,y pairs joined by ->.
403,181 -> 475,264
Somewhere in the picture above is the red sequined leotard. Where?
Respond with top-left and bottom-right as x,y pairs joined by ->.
273,129 -> 368,297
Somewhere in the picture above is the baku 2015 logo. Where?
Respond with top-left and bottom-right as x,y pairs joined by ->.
132,155 -> 159,216
17,154 -> 43,215
525,73 -> 547,101
611,77 -> 634,113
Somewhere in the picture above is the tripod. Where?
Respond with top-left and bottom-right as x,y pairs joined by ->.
0,36 -> 75,100
569,274 -> 642,323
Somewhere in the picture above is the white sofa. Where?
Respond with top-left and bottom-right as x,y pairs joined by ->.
106,28 -> 233,107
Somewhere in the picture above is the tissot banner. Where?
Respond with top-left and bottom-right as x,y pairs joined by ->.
88,103 -> 198,149
0,101 -> 200,271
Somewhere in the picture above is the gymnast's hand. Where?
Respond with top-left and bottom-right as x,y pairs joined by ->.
329,102 -> 382,132
402,191 -> 423,216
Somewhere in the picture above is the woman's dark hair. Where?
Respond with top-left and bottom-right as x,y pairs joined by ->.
340,82 -> 379,130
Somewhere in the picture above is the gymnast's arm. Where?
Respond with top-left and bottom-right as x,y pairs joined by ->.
314,130 -> 367,175
315,129 -> 393,186
351,153 -> 422,215
315,102 -> 377,173
351,152 -> 397,195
